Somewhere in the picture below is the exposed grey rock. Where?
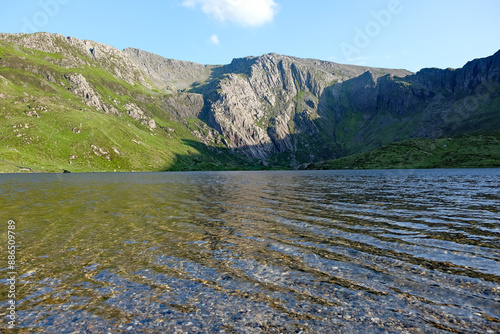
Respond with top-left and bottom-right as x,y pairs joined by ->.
204,53 -> 411,161
25,110 -> 40,118
66,73 -> 101,108
124,102 -> 145,120
65,73 -> 118,114
0,32 -> 146,85
124,48 -> 213,91
147,119 -> 157,129
91,145 -> 111,160
123,102 -> 156,129
165,93 -> 205,119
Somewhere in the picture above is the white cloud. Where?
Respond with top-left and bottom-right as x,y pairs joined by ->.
210,34 -> 220,45
182,0 -> 278,27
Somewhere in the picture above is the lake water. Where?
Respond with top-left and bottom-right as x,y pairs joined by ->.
1,169 -> 499,333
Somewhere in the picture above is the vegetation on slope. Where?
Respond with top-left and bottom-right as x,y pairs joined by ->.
0,39 -> 256,173
308,133 -> 500,170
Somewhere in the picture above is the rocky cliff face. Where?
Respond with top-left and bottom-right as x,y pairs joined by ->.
122,43 -> 412,163
196,53 -> 411,163
320,50 -> 500,156
65,73 -> 118,115
1,32 -> 498,169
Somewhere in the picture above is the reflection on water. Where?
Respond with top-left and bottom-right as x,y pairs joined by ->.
1,169 -> 499,333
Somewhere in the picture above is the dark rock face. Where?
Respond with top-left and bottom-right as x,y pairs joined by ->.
318,50 -> 500,156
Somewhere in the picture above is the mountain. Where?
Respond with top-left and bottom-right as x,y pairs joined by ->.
321,54 -> 500,155
0,32 -> 249,172
0,32 -> 498,172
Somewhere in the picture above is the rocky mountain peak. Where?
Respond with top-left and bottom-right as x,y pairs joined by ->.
0,32 -> 146,86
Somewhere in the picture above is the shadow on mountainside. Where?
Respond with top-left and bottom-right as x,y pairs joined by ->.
164,139 -> 267,172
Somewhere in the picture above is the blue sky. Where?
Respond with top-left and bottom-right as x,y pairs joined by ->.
1,0 -> 499,72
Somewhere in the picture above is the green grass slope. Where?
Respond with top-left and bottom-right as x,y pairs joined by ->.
308,133 -> 500,170
0,39 -> 255,173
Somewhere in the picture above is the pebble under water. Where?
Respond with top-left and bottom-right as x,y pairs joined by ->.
0,169 -> 499,333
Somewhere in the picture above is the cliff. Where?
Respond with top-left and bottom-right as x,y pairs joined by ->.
322,50 -> 500,156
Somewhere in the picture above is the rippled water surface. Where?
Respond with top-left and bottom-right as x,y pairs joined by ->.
1,169 -> 499,333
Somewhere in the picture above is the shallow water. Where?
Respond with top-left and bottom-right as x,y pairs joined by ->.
0,169 -> 499,333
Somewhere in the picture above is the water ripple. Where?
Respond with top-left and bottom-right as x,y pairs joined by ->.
0,169 -> 499,333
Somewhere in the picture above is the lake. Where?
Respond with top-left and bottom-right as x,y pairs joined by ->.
1,169 -> 499,333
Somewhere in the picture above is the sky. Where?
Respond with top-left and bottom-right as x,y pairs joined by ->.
1,0 -> 500,72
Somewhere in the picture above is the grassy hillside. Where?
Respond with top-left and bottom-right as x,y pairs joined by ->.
0,39 -> 256,173
308,133 -> 500,170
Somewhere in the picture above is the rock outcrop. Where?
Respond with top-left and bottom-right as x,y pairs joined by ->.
65,73 -> 118,114
123,102 -> 156,129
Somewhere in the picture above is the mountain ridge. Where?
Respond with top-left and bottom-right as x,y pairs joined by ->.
0,32 -> 498,172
